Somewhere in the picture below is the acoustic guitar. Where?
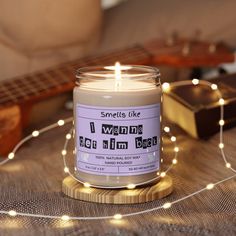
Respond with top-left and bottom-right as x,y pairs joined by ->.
0,38 -> 234,156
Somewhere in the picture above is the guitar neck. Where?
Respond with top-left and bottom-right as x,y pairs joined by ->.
0,38 -> 234,108
0,45 -> 151,108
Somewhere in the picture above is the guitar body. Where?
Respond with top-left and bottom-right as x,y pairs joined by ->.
0,95 -> 68,156
0,105 -> 22,156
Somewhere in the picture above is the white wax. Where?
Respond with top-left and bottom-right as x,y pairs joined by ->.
75,79 -> 161,106
74,78 -> 162,187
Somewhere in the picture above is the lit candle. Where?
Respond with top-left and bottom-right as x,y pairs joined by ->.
73,63 -> 162,188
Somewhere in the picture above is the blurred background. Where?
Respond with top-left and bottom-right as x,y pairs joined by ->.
1,0 -> 236,81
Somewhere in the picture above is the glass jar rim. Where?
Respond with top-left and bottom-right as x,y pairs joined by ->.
76,65 -> 160,81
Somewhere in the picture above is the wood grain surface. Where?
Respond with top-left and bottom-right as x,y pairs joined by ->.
0,105 -> 22,156
62,175 -> 173,204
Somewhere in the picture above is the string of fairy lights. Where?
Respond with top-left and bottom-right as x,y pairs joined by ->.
0,79 -> 235,222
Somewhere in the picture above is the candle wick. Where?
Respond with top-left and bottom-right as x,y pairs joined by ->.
115,62 -> 122,91
115,62 -> 121,81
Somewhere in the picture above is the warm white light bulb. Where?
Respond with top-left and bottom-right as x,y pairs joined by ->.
8,152 -> 15,160
219,143 -> 224,149
58,120 -> 65,126
32,130 -> 39,137
64,167 -> 69,173
113,214 -> 122,220
192,79 -> 199,85
219,120 -> 225,126
127,184 -> 136,189
66,134 -> 72,140
206,183 -> 214,190
164,126 -> 170,133
211,84 -> 218,90
226,163 -> 231,168
162,202 -> 172,209
172,159 -> 177,164
61,150 -> 67,155
162,82 -> 170,92
8,210 -> 17,216
61,215 -> 70,221
174,147 -> 179,152
84,182 -> 91,188
219,98 -> 225,105
171,136 -> 176,142
160,172 -> 166,178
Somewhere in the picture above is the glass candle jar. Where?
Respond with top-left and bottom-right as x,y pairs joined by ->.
73,64 -> 162,188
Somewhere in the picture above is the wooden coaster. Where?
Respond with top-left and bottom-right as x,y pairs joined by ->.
62,175 -> 173,204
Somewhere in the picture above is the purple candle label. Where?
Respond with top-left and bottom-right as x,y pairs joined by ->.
75,103 -> 160,176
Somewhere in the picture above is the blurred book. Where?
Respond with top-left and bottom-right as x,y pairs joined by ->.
163,73 -> 236,138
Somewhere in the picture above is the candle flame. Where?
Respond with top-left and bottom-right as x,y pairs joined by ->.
104,64 -> 131,71
104,62 -> 133,91
114,62 -> 121,91
115,62 -> 121,81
